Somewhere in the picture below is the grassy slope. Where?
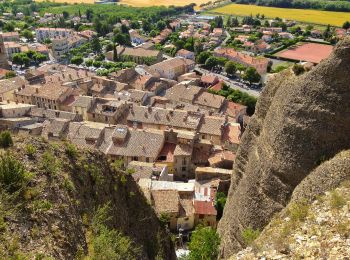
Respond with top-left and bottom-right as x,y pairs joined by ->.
0,135 -> 174,259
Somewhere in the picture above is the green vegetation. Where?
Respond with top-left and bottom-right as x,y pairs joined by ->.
65,143 -> 78,159
41,151 -> 60,176
188,225 -> 220,260
211,3 -> 350,26
0,153 -> 26,193
292,64 -> 306,75
209,83 -> 258,115
88,203 -> 141,259
241,226 -> 260,246
0,131 -> 13,148
329,191 -> 346,209
12,51 -> 47,68
242,67 -> 261,85
214,192 -> 227,220
4,71 -> 16,79
25,144 -> 37,158
287,200 -> 309,222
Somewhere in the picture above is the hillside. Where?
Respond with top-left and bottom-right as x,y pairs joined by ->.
217,37 -> 350,258
0,134 -> 175,259
232,178 -> 350,259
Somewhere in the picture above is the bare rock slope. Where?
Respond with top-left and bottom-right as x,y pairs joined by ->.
218,38 -> 350,258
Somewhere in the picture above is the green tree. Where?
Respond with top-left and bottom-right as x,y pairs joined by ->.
62,11 -> 69,19
21,29 -> 34,41
188,225 -> 220,260
91,36 -> 101,54
70,56 -> 84,65
242,67 -> 261,85
343,21 -> 350,29
156,20 -> 166,31
0,131 -> 13,148
224,61 -> 236,76
205,56 -> 218,70
196,51 -> 211,64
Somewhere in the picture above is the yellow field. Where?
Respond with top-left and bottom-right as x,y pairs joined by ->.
36,0 -> 208,8
211,3 -> 350,26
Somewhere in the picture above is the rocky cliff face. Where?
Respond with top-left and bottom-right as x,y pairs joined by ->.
218,38 -> 350,258
0,135 -> 175,259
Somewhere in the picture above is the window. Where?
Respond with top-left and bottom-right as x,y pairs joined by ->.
132,156 -> 138,161
182,166 -> 186,172
199,214 -> 204,219
146,158 -> 149,163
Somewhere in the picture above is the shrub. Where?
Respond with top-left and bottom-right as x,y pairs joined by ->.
41,151 -> 59,175
329,191 -> 346,209
288,200 -> 309,222
25,144 -> 36,158
241,226 -> 260,246
32,199 -> 53,212
292,64 -> 305,75
65,143 -> 78,159
0,131 -> 13,148
0,153 -> 25,193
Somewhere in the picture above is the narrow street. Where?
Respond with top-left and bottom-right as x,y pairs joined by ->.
195,66 -> 262,97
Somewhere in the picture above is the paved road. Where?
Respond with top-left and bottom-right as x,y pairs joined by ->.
222,30 -> 231,46
195,66 -> 262,97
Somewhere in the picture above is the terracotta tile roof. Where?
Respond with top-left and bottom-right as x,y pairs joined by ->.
222,123 -> 240,144
42,118 -> 69,137
16,85 -> 40,96
29,107 -> 82,121
198,116 -> 226,136
32,83 -> 70,101
71,96 -> 93,108
210,80 -> 224,92
107,128 -> 164,158
0,77 -> 25,94
127,105 -> 203,130
164,84 -> 202,103
67,122 -> 104,150
174,144 -> 193,156
225,101 -> 246,119
127,161 -> 163,182
194,92 -> 225,110
194,200 -> 217,215
201,74 -> 219,85
151,190 -> 179,215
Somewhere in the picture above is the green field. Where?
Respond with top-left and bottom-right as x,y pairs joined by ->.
211,3 -> 350,26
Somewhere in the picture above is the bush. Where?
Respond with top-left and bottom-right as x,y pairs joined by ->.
292,64 -> 305,75
41,151 -> 59,175
90,203 -> 141,259
288,200 -> 309,222
65,143 -> 78,159
0,153 -> 26,192
188,225 -> 220,260
0,131 -> 13,148
241,226 -> 260,246
25,144 -> 36,158
330,191 -> 346,209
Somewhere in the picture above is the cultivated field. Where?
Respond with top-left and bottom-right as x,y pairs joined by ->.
275,42 -> 333,63
211,3 -> 350,26
36,0 -> 209,7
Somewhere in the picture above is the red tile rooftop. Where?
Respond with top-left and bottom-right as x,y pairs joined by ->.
194,200 -> 217,216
